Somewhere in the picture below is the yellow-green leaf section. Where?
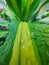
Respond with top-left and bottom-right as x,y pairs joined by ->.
9,22 -> 41,65
27,0 -> 34,11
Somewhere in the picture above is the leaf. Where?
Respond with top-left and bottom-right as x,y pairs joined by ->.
6,0 -> 40,21
6,0 -> 15,14
10,0 -> 20,17
28,22 -> 49,65
36,17 -> 49,24
34,0 -> 49,20
27,0 -> 34,12
0,31 -> 9,38
0,20 -> 10,26
41,12 -> 49,18
21,0 -> 27,13
24,0 -> 40,21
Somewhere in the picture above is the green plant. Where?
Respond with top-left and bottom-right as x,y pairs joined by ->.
0,0 -> 49,65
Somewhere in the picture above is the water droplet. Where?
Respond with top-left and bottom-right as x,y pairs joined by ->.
28,43 -> 31,46
22,46 -> 27,49
31,32 -> 35,37
47,42 -> 49,46
21,40 -> 24,43
47,51 -> 49,56
22,46 -> 25,48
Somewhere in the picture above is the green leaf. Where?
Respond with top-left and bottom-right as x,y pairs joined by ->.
33,1 -> 49,20
41,12 -> 49,18
24,0 -> 40,21
6,0 -> 40,21
28,22 -> 49,65
0,31 -> 9,38
26,0 -> 34,14
10,0 -> 20,16
29,0 -> 40,16
6,0 -> 16,14
36,17 -> 49,24
21,0 -> 27,13
0,20 -> 10,26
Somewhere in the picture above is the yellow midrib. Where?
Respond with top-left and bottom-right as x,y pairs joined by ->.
9,22 -> 40,65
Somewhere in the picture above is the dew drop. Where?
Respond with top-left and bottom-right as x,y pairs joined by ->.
47,51 -> 49,56
22,46 -> 25,48
47,42 -> 49,46
21,40 -> 24,43
22,46 -> 27,49
31,32 -> 35,37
